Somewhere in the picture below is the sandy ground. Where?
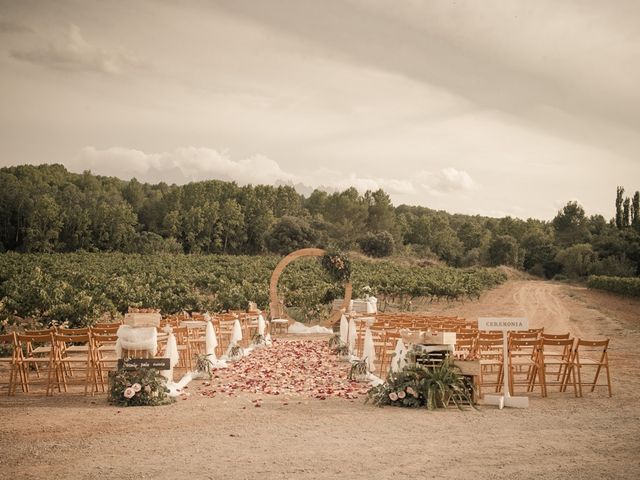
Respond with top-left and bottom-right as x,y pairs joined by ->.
1,279 -> 639,480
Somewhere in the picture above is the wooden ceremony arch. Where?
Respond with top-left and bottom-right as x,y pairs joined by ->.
268,248 -> 352,326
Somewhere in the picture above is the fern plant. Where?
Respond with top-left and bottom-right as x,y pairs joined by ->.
348,358 -> 370,382
367,360 -> 475,410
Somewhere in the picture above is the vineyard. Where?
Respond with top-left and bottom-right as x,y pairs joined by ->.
0,253 -> 506,328
587,275 -> 640,297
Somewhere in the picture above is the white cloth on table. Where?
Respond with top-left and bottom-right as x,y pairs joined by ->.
287,322 -> 332,334
205,320 -> 217,357
340,314 -> 348,344
366,296 -> 377,314
362,327 -> 376,373
257,314 -> 266,336
115,325 -> 157,358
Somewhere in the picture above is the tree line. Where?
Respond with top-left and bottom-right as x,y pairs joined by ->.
1,164 -> 638,279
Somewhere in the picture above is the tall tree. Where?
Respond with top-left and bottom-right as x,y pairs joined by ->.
552,201 -> 590,246
623,197 -> 631,227
615,186 -> 624,228
219,199 -> 246,254
365,189 -> 396,234
632,191 -> 640,230
488,235 -> 521,267
24,194 -> 62,252
323,188 -> 368,249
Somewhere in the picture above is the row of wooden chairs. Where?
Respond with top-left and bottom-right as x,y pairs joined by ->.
345,322 -> 611,400
476,335 -> 612,399
0,329 -> 119,396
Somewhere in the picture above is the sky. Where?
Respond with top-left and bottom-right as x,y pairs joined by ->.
0,0 -> 638,221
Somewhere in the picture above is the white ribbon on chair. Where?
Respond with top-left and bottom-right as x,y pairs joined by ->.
348,317 -> 357,354
205,320 -> 217,358
257,314 -> 266,336
231,319 -> 243,345
362,327 -> 376,373
161,332 -> 179,382
340,314 -> 348,344
390,338 -> 407,373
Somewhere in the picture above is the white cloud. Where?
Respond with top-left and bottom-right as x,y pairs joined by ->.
11,24 -> 142,74
73,146 -> 420,196
418,167 -> 475,195
314,173 -> 416,196
75,146 -> 298,186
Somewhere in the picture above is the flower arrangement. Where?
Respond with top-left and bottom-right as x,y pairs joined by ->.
329,336 -> 351,359
228,344 -> 244,362
366,360 -> 475,410
328,334 -> 342,350
360,285 -> 374,298
194,353 -> 215,379
321,252 -> 351,282
348,358 -> 370,382
252,332 -> 267,347
108,368 -> 174,407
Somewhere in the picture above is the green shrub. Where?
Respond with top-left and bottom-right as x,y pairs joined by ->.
587,275 -> 640,297
358,231 -> 395,258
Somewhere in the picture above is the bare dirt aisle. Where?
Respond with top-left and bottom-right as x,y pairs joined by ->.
1,279 -> 639,480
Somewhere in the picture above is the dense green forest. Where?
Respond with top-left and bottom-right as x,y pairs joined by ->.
1,164 -> 639,280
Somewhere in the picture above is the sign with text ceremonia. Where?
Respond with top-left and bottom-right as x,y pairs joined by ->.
478,317 -> 529,332
477,317 -> 531,409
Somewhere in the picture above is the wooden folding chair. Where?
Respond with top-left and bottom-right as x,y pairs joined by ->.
270,318 -> 289,335
15,332 -> 58,395
476,338 -> 504,398
217,319 -> 235,353
57,327 -> 92,375
378,330 -> 400,375
172,326 -> 192,370
478,331 -> 503,340
508,338 -> 545,397
52,333 -> 97,395
93,321 -> 122,329
0,332 -> 23,395
453,336 -> 476,361
91,325 -> 119,334
542,332 -> 573,372
185,322 -> 208,357
93,332 -> 119,392
573,339 -> 612,397
539,337 -> 577,396
541,333 -> 572,381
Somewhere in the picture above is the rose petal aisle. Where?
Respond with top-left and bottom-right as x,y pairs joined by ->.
197,339 -> 370,401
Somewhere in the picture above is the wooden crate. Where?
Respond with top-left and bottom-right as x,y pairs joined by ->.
123,313 -> 161,328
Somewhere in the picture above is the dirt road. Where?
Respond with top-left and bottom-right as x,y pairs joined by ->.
1,279 -> 639,480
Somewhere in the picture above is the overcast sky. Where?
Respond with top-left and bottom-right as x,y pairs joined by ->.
1,0 -> 638,220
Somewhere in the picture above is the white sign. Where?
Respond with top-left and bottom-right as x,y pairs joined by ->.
478,317 -> 531,409
478,317 -> 529,332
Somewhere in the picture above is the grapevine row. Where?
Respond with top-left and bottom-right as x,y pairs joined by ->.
0,253 -> 506,327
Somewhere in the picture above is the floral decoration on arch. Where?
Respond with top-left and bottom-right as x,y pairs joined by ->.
321,251 -> 351,283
